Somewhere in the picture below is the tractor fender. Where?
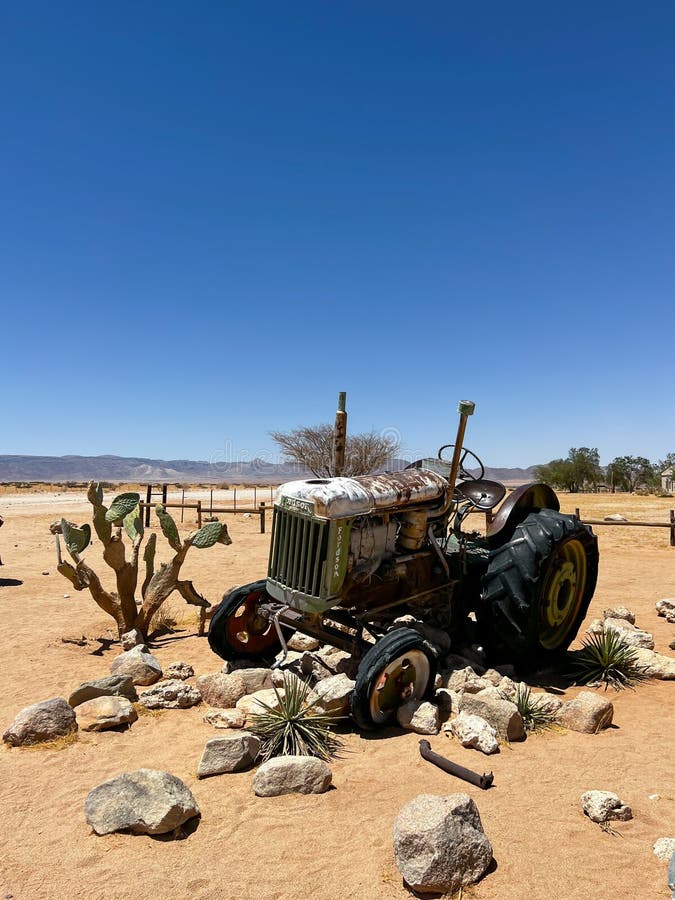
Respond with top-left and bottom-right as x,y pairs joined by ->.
486,482 -> 560,549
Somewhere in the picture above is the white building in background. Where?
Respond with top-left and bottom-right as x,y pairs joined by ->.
662,466 -> 673,493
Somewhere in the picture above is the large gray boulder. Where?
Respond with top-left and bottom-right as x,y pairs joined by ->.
602,606 -> 635,624
444,667 -> 492,694
85,769 -> 200,835
602,617 -> 655,650
68,675 -> 138,708
558,691 -> 614,733
138,679 -> 201,710
459,688 -> 525,741
75,696 -> 137,732
110,645 -> 162,686
581,791 -> 633,823
3,697 -> 77,746
653,837 -> 675,861
393,793 -> 492,893
656,599 -> 675,622
287,633 -> 320,652
197,732 -> 261,777
253,755 -> 332,797
197,672 -> 247,708
237,687 -> 286,718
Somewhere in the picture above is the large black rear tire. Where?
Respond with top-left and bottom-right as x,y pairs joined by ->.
351,628 -> 438,730
477,509 -> 598,665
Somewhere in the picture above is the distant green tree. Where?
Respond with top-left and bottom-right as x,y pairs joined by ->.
536,447 -> 602,492
606,455 -> 655,493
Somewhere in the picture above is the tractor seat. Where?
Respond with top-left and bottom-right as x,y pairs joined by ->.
454,479 -> 506,511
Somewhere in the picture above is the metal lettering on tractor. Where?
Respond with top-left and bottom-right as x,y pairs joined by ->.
280,496 -> 314,516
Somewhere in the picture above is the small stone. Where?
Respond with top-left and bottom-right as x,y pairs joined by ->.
393,793 -> 493,893
85,769 -> 200,835
581,790 -> 633,823
558,691 -> 614,733
75,696 -> 137,732
656,599 -> 675,624
287,633 -> 320,652
41,570 -> 49,576
313,673 -> 355,715
3,698 -> 77,746
602,606 -> 635,624
120,628 -> 144,651
604,514 -> 627,522
397,700 -> 440,735
253,755 -> 332,797
497,676 -> 518,701
197,732 -> 260,777
435,689 -> 459,718
632,648 -> 675,679
648,794 -> 660,801
165,662 -> 194,680
531,692 -> 564,715
235,668 -> 274,694
138,679 -> 201,710
63,594 -> 70,598
482,668 -> 503,686
445,667 -> 491,694
68,675 -> 138,708
450,711 -> 499,754
459,688 -> 525,741
197,672 -> 247,708
653,837 -> 675,862
236,688 -> 285,718
670,638 -> 675,651
603,618 -> 654,650
203,708 -> 246,729
110,645 -> 162,686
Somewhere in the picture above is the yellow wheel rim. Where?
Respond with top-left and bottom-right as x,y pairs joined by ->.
539,539 -> 587,649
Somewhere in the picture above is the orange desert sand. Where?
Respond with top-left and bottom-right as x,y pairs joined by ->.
0,490 -> 673,900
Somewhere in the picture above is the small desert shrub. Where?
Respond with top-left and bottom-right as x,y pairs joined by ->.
147,598 -> 199,636
247,673 -> 344,762
512,684 -> 557,733
569,629 -> 649,691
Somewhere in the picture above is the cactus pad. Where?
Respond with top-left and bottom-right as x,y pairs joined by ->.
105,492 -> 141,523
61,519 -> 91,556
155,504 -> 181,551
191,521 -> 226,549
123,504 -> 143,541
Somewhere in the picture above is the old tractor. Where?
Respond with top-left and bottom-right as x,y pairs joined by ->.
209,400 -> 599,728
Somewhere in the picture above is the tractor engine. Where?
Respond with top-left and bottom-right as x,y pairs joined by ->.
265,470 -> 453,615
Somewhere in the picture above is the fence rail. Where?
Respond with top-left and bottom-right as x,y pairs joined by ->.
138,500 -> 269,533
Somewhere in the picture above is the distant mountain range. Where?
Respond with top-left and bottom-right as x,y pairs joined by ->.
0,454 -> 539,486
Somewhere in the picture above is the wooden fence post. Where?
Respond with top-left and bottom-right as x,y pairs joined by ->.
197,500 -> 202,528
259,502 -> 266,534
145,484 -> 152,526
670,509 -> 674,548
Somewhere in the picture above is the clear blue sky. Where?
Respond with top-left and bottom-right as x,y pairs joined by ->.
2,2 -> 673,468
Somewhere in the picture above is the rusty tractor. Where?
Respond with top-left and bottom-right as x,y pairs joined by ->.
209,400 -> 599,728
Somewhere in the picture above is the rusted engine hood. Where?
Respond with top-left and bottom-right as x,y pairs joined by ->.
276,470 -> 449,519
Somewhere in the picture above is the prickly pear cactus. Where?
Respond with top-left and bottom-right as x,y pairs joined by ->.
191,521 -> 226,549
123,504 -> 143,541
61,519 -> 91,556
105,492 -> 141,524
155,504 -> 181,551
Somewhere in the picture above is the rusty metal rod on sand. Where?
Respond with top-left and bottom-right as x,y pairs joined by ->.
419,740 -> 494,790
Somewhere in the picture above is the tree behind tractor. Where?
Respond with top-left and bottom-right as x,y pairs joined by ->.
209,400 -> 599,729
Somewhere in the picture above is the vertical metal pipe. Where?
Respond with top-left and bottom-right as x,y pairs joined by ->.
332,391 -> 347,477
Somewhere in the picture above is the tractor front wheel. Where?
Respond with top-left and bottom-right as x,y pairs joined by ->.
208,580 -> 282,662
351,628 -> 438,730
478,509 -> 598,665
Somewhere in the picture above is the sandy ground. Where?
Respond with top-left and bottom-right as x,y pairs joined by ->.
0,491 -> 673,900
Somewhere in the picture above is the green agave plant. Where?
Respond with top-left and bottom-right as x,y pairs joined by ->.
569,629 -> 649,691
247,672 -> 344,762
512,683 -> 557,733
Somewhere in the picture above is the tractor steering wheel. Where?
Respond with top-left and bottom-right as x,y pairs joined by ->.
437,444 -> 485,481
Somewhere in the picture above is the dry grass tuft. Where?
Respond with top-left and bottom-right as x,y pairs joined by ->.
16,732 -> 80,752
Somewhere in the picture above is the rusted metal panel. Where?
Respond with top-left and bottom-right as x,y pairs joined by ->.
276,470 -> 448,519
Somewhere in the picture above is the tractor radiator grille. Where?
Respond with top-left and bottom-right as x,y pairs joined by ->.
267,507 -> 329,597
